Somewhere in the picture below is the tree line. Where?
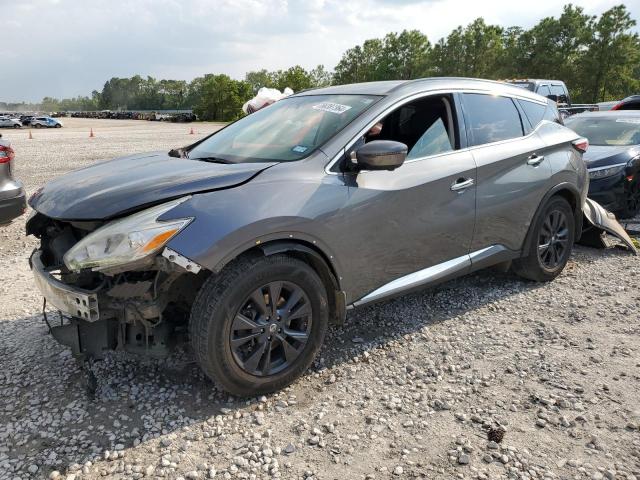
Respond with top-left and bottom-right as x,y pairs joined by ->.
4,3 -> 637,121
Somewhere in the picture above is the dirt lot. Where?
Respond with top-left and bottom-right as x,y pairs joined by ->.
1,118 -> 639,480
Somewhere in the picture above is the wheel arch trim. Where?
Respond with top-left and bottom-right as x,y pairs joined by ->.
522,182 -> 583,255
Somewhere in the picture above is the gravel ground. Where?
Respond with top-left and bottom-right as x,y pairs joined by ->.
1,118 -> 639,480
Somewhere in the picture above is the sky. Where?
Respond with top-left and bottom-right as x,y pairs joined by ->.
2,0 -> 639,102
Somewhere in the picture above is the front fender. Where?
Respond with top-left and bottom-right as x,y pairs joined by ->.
163,178 -> 349,286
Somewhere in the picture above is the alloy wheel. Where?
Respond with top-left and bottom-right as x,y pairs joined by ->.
230,281 -> 312,376
625,179 -> 640,216
537,209 -> 569,269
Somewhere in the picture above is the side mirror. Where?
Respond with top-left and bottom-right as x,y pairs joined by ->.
547,94 -> 559,103
352,140 -> 407,171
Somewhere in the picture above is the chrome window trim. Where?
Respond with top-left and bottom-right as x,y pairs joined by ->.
325,89 -> 547,175
351,245 -> 502,307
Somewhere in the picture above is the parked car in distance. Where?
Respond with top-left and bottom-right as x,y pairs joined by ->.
31,116 -> 63,128
0,134 -> 26,225
0,116 -> 22,128
611,95 -> 640,111
20,115 -> 35,126
29,77 -> 626,395
505,79 -> 598,117
564,111 -> 640,218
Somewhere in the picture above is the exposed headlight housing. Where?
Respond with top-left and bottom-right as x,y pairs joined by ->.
64,197 -> 193,272
588,163 -> 626,180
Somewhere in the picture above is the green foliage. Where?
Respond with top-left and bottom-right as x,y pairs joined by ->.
192,74 -> 252,122
333,4 -> 639,103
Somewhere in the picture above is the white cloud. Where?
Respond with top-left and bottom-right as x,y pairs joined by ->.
1,0 -> 638,101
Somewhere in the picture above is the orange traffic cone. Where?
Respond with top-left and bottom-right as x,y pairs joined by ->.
28,130 -> 33,139
89,128 -> 95,138
189,127 -> 195,135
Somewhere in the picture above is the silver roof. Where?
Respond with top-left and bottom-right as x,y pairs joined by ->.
294,77 -> 546,103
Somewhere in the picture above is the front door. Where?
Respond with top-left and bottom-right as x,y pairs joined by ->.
330,94 -> 477,303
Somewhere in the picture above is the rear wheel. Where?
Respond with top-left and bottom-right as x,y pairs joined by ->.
34,123 -> 42,128
13,124 -> 20,129
513,196 -> 575,282
190,255 -> 328,396
617,177 -> 640,219
55,124 -> 62,128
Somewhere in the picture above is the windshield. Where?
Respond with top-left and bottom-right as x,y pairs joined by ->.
188,94 -> 380,163
565,116 -> 640,146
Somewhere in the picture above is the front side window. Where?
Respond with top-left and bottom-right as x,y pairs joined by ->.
463,94 -> 524,146
537,85 -> 551,97
352,95 -> 457,161
188,94 -> 380,163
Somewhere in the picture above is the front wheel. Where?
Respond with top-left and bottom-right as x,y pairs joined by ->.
13,124 -> 20,129
190,254 -> 329,396
513,196 -> 575,282
34,123 -> 42,128
617,177 -> 640,219
54,124 -> 62,128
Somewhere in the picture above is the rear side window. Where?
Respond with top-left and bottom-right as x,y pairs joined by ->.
518,100 -> 547,129
463,94 -> 524,146
537,85 -> 551,97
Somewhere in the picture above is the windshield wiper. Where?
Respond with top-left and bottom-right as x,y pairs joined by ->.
189,156 -> 235,164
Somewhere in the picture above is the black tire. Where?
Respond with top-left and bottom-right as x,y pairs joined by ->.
13,124 -> 20,129
55,124 -> 62,128
513,196 -> 575,282
34,123 -> 42,128
616,177 -> 640,219
190,254 -> 329,396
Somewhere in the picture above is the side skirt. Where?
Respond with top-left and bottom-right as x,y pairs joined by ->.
350,245 -> 519,308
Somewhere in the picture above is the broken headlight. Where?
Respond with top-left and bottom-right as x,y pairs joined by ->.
64,198 -> 193,272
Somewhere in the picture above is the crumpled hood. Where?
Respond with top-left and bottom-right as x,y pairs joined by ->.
29,151 -> 276,220
582,145 -> 639,169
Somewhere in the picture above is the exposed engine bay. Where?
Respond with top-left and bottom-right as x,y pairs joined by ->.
27,212 -> 207,358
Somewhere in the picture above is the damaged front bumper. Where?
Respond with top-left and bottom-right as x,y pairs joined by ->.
29,249 -> 198,358
580,198 -> 638,254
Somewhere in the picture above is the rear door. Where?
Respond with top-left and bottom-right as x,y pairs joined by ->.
461,92 -> 551,253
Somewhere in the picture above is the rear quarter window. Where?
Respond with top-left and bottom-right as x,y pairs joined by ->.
462,93 -> 524,146
518,100 -> 547,129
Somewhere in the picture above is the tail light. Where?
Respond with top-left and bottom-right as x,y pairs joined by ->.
0,145 -> 15,164
611,102 -> 623,111
572,137 -> 589,153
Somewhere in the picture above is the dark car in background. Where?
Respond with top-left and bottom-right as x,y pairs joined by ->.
611,95 -> 640,111
20,115 -> 35,126
0,134 -> 26,225
565,111 -> 640,218
27,78 -> 606,394
506,79 -> 598,117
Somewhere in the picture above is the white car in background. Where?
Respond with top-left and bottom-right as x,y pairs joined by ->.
31,116 -> 63,128
0,116 -> 22,128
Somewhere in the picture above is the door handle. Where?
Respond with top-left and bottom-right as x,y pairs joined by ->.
527,154 -> 545,166
450,177 -> 474,192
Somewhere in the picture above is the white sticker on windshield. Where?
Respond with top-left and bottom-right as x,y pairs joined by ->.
615,118 -> 640,124
312,102 -> 352,114
292,145 -> 308,153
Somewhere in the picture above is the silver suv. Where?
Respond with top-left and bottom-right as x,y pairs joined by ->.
28,78 -> 600,394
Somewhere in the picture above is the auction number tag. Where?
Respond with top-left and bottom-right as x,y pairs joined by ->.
313,102 -> 352,114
